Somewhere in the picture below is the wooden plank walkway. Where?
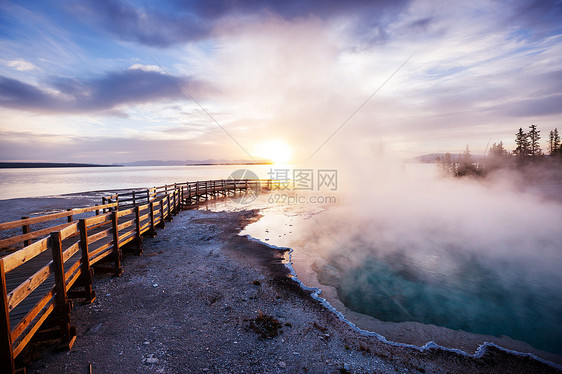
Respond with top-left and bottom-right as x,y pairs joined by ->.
0,179 -> 264,373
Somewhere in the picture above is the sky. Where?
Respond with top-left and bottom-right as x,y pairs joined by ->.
0,0 -> 561,164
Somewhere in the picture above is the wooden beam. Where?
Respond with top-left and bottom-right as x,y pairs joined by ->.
0,260 -> 15,374
50,232 -> 76,350
79,220 -> 96,303
134,206 -> 142,255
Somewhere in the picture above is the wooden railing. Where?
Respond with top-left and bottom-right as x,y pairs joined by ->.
0,178 -> 264,373
0,202 -> 118,253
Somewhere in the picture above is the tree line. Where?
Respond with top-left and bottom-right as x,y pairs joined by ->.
438,125 -> 561,177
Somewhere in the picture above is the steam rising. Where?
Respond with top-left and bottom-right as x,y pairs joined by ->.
289,160 -> 562,354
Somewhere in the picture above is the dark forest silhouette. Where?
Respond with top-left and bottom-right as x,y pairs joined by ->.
437,125 -> 562,177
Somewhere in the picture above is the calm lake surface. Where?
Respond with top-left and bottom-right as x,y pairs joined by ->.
0,165 -> 274,200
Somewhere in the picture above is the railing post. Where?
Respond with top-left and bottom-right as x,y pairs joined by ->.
172,189 -> 177,215
95,204 -> 100,216
78,219 -> 96,302
149,202 -> 156,237
67,208 -> 73,223
180,186 -> 184,209
159,200 -> 166,229
51,231 -> 77,350
132,191 -> 136,206
195,181 -> 199,203
0,259 -> 15,374
134,206 -> 142,255
166,195 -> 172,221
21,216 -> 31,247
102,197 -> 106,213
111,211 -> 123,274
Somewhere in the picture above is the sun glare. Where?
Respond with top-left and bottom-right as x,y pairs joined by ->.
255,139 -> 293,165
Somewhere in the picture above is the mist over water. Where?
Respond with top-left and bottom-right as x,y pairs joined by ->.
243,161 -> 562,357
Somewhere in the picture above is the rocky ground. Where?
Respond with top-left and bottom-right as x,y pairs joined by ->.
11,207 -> 561,373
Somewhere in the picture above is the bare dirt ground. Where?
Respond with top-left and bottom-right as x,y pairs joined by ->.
12,207 -> 561,373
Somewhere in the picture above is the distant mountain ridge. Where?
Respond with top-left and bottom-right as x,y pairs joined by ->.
116,159 -> 272,166
0,162 -> 120,168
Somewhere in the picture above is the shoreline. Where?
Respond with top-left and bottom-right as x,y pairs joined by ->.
238,200 -> 562,367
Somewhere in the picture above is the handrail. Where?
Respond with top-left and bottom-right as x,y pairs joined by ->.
0,178 -> 266,373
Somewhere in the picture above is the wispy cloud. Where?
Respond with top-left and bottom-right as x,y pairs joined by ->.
0,69 -> 210,114
2,59 -> 37,71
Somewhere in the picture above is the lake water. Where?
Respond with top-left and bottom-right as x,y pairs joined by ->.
0,165 -> 274,200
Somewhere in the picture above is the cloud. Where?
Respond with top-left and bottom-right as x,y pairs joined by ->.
504,94 -> 562,117
69,0 -> 413,47
68,0 -> 211,47
0,69 -> 208,114
3,58 -> 37,71
128,64 -> 161,72
0,129 -> 238,163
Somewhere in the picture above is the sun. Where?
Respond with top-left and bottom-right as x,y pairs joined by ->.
255,139 -> 293,165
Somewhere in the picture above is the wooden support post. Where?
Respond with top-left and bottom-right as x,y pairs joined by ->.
134,206 -> 142,255
21,216 -> 31,247
78,220 -> 96,302
51,232 -> 77,351
166,195 -> 172,221
158,200 -> 165,229
67,209 -> 73,223
115,195 -> 119,211
195,181 -> 199,203
102,197 -> 106,213
110,212 -> 123,275
146,188 -> 150,204
180,187 -> 184,209
132,191 -> 136,206
149,202 -> 156,237
0,260 -> 15,374
95,204 -> 100,216
172,190 -> 176,215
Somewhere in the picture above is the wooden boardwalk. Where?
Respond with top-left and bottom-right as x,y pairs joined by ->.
0,179 -> 263,373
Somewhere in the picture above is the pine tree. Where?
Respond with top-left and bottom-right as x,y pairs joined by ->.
513,127 -> 530,158
489,141 -> 508,157
551,128 -> 561,156
488,141 -> 509,169
528,124 -> 542,157
439,152 -> 454,176
457,145 -> 479,176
